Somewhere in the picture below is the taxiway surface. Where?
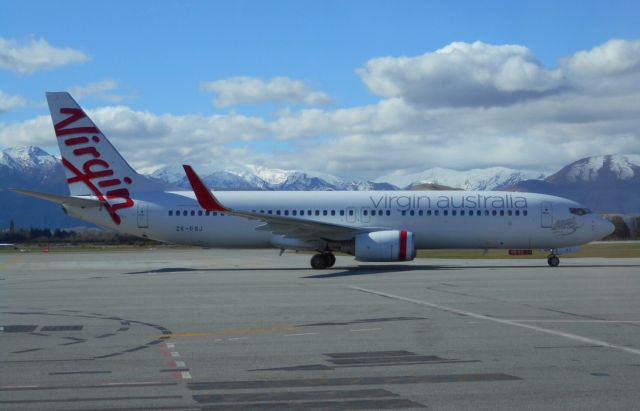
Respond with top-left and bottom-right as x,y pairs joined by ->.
1,249 -> 639,410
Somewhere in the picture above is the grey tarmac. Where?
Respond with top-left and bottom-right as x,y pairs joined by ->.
1,248 -> 639,410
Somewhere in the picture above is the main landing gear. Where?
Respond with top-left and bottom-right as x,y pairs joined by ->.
310,253 -> 336,269
547,254 -> 560,267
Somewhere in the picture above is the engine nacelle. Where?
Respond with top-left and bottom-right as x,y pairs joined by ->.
355,230 -> 416,262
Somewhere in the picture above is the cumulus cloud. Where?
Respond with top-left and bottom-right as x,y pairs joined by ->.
0,36 -> 89,74
358,41 -> 565,108
0,90 -> 27,113
68,79 -> 123,102
1,39 -> 639,180
201,76 -> 332,107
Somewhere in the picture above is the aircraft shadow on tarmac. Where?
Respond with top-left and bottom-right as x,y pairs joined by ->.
124,263 -> 639,277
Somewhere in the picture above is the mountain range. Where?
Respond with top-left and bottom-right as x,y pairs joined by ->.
1,146 -> 638,229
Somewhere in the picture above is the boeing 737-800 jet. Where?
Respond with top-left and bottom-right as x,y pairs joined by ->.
14,92 -> 614,268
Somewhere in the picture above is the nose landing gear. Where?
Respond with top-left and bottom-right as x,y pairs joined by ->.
310,253 -> 336,269
547,254 -> 560,267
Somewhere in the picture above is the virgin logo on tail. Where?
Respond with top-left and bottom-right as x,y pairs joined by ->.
55,108 -> 134,225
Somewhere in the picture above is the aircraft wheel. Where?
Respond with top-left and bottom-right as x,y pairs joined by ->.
547,255 -> 560,267
311,254 -> 327,269
323,253 -> 336,268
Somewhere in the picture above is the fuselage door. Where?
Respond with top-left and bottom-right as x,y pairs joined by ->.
540,202 -> 552,228
137,202 -> 149,228
360,207 -> 371,223
346,207 -> 357,223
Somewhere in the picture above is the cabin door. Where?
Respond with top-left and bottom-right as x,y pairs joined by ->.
137,202 -> 149,228
540,202 -> 553,228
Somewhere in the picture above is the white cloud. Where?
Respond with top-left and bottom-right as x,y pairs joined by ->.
358,41 -> 566,108
0,91 -> 27,113
1,39 -> 639,180
68,79 -> 123,102
0,36 -> 90,74
201,76 -> 332,107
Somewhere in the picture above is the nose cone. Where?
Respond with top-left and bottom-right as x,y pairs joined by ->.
594,218 -> 615,240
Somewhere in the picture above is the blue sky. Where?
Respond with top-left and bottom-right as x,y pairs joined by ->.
1,0 -> 639,179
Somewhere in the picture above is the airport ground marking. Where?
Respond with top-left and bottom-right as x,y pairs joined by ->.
284,332 -> 317,337
351,328 -> 382,332
350,286 -> 640,358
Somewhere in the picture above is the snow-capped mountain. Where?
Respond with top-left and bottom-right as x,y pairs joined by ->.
377,166 -> 546,190
0,146 -> 63,187
547,154 -> 640,184
150,164 -> 398,191
508,154 -> 640,213
0,146 -> 59,172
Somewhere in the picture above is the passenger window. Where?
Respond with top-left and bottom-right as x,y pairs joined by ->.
183,210 -> 187,216
205,211 -> 210,216
508,210 -> 512,216
484,210 -> 489,216
492,210 -> 497,216
316,210 -> 320,216
284,210 -> 289,216
363,210 -> 368,216
292,210 -> 297,216
515,210 -> 520,216
323,210 -> 328,216
349,210 -> 354,216
190,210 -> 195,216
299,210 -> 304,216
523,210 -> 528,216
434,210 -> 439,216
213,212 -> 218,216
168,210 -> 173,216
268,210 -> 272,214
276,210 -> 281,215
418,210 -> 423,216
443,210 -> 448,216
460,210 -> 465,216
427,210 -> 432,216
500,210 -> 504,216
452,210 -> 457,216
198,210 -> 203,216
477,210 -> 481,216
331,210 -> 336,216
340,210 -> 345,216
409,210 -> 414,216
386,210 -> 390,216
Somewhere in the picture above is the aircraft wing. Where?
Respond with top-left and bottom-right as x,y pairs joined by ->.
182,165 -> 383,242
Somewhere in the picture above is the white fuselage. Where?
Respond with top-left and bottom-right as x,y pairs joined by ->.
64,190 -> 612,251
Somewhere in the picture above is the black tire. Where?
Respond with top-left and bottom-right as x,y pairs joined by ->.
547,256 -> 560,267
311,254 -> 327,269
323,253 -> 336,268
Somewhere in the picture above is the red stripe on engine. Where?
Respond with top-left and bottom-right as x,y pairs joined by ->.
399,230 -> 408,261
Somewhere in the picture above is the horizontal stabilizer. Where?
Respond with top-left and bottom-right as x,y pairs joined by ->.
11,188 -> 104,208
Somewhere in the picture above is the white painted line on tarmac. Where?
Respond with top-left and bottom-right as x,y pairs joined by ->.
505,320 -> 640,323
350,328 -> 382,332
350,286 -> 640,358
228,337 -> 248,341
284,332 -> 317,337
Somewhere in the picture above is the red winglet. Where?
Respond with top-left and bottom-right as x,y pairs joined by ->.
182,165 -> 229,212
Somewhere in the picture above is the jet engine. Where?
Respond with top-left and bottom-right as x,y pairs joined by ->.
355,230 -> 415,262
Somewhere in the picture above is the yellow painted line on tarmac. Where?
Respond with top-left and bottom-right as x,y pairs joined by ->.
0,255 -> 23,269
164,324 -> 297,338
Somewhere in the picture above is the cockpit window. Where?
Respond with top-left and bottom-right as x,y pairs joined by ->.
569,207 -> 591,216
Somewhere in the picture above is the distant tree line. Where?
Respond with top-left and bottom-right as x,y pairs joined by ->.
0,226 -> 160,245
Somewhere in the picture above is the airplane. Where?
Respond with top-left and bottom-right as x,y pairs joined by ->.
13,92 -> 614,269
